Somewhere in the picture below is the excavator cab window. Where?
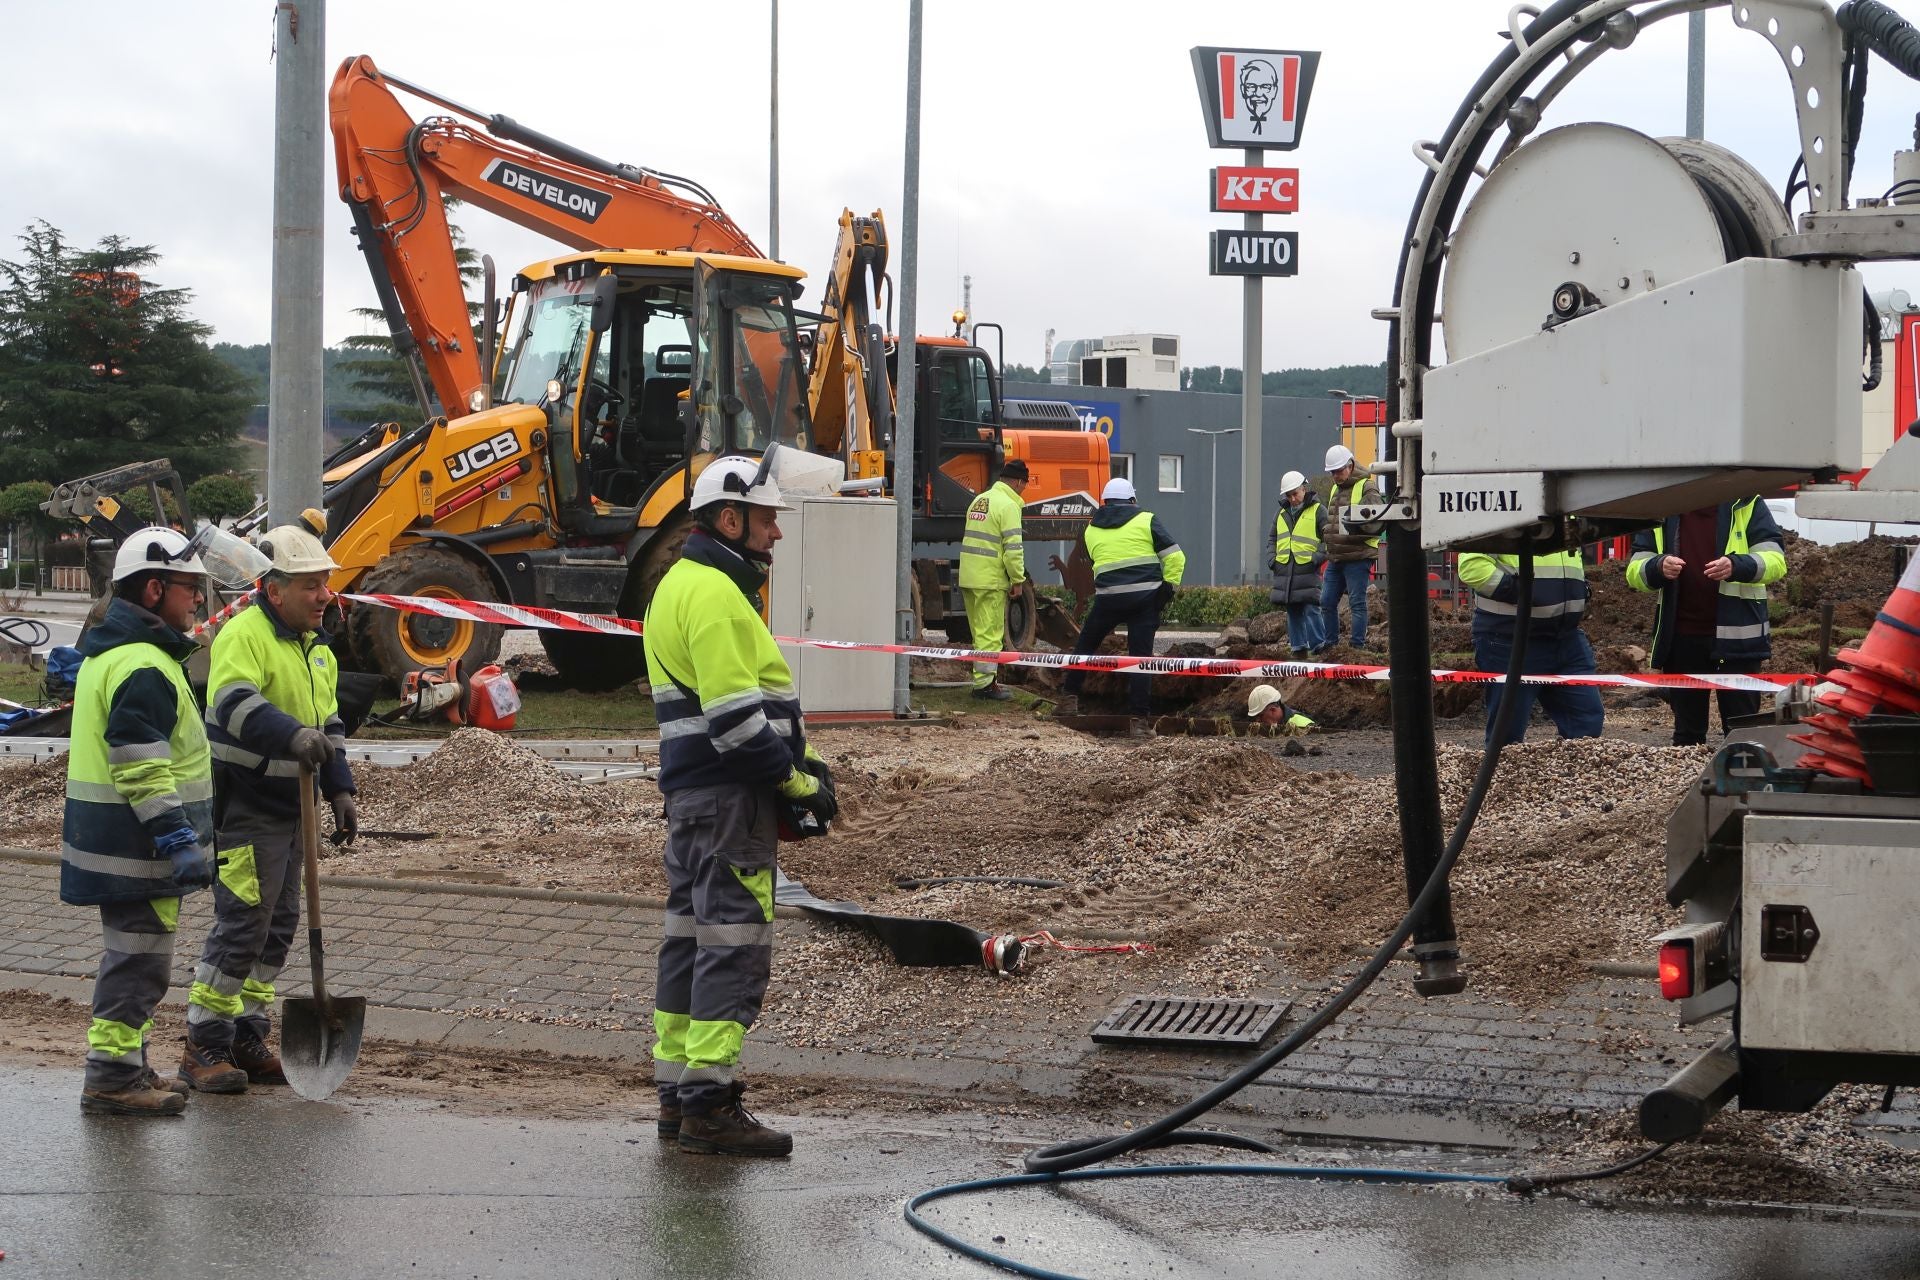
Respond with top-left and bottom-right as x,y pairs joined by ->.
692,272 -> 812,457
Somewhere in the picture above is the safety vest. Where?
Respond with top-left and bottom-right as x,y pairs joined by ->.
1273,502 -> 1323,565
958,481 -> 1026,591
645,529 -> 807,793
1334,477 -> 1381,551
1086,508 -> 1186,598
61,600 -> 214,906
205,593 -> 347,822
1624,498 -> 1787,666
1457,550 -> 1589,637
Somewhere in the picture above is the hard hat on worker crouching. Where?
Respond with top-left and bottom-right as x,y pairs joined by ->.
112,527 -> 207,583
1101,477 -> 1136,502
258,524 -> 339,576
1280,470 -> 1307,494
1324,444 -> 1355,472
691,451 -> 795,512
1247,684 -> 1284,718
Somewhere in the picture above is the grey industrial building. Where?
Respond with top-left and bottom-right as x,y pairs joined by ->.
1001,381 -> 1342,587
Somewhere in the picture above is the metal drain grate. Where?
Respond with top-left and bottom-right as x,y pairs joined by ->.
1090,995 -> 1291,1048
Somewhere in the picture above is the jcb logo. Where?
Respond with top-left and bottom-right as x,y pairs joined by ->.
447,431 -> 522,481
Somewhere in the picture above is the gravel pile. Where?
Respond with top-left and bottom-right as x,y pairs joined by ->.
807,734 -> 1711,1005
1529,1085 -> 1920,1206
0,752 -> 67,847
335,728 -> 665,891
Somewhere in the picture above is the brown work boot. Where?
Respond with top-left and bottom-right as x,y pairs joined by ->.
677,1084 -> 792,1157
232,1030 -> 289,1086
657,1089 -> 682,1140
179,1040 -> 249,1094
81,1078 -> 188,1116
140,1066 -> 190,1097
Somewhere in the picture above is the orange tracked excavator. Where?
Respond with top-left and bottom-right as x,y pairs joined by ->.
323,56 -> 1102,687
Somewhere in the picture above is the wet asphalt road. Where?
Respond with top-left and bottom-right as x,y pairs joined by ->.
3,1064 -> 1919,1279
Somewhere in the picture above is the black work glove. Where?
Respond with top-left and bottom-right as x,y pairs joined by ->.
155,826 -> 212,889
329,793 -> 359,845
1156,582 -> 1176,608
288,727 -> 334,769
779,766 -> 838,825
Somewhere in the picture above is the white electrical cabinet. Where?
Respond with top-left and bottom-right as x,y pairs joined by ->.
1740,814 -> 1920,1056
766,496 -> 897,714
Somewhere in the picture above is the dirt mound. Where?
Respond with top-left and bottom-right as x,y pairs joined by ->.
0,752 -> 69,847
796,730 -> 1709,1003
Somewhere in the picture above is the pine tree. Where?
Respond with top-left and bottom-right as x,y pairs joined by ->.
0,221 -> 250,485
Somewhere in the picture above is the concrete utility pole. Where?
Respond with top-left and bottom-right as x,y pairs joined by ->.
1238,145 -> 1265,585
760,0 -> 768,260
769,0 -> 781,259
1686,10 -> 1706,140
892,0 -> 925,717
267,0 -> 326,528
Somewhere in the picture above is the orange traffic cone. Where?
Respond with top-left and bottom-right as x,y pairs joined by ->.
1794,554 -> 1920,785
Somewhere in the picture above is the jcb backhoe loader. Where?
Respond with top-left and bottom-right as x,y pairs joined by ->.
325,58 -> 1104,687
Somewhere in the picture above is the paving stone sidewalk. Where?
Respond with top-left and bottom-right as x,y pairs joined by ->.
0,849 -> 1713,1146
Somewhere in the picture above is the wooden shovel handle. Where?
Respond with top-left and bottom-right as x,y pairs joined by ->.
299,763 -> 327,1005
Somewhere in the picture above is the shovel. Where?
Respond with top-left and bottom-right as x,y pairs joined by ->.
281,764 -> 366,1100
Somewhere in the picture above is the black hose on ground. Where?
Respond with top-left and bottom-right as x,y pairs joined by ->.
0,618 -> 53,651
1022,557 -> 1538,1176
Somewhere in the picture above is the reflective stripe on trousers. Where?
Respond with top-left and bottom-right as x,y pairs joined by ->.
87,896 -> 179,1090
652,782 -> 778,1105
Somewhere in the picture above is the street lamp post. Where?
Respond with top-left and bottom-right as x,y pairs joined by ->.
1187,427 -> 1242,586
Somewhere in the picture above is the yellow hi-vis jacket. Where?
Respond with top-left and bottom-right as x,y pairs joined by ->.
958,481 -> 1026,590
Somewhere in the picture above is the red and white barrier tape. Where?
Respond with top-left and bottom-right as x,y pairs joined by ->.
343,591 -> 1811,694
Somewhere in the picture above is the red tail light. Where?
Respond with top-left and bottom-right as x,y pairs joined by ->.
1658,941 -> 1694,1000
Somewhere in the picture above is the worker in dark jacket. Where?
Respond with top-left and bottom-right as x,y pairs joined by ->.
1058,478 -> 1186,719
1267,470 -> 1326,658
62,528 -> 215,1116
1625,497 -> 1787,744
644,449 -> 835,1157
184,524 -> 355,1093
1318,444 -> 1384,651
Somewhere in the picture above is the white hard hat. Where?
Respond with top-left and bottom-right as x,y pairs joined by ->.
1101,477 -> 1136,502
1247,684 -> 1283,717
1325,444 -> 1355,471
258,524 -> 339,575
111,527 -> 207,583
1280,470 -> 1307,493
691,451 -> 795,512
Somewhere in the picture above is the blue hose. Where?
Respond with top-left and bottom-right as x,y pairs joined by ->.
904,1162 -> 1508,1280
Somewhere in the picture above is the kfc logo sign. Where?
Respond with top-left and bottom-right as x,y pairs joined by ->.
1212,166 -> 1298,213
1190,47 -> 1321,151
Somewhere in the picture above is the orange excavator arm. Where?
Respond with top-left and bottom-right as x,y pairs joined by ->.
328,55 -> 761,417
804,209 -> 892,476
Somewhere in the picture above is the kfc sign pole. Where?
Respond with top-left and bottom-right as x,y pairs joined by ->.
1192,46 -> 1318,585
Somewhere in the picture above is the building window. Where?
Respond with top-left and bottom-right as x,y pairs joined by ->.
1158,454 -> 1183,493
1110,453 -> 1133,483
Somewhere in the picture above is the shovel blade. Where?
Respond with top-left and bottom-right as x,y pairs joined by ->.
281,995 -> 367,1100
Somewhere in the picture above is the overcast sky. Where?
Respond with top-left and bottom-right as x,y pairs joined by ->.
9,0 -> 1920,376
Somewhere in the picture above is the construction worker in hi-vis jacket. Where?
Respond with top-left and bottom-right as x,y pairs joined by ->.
643,447 -> 836,1158
62,528 -> 216,1116
957,457 -> 1029,699
184,523 -> 355,1094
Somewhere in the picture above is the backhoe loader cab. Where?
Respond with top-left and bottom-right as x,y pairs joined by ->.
321,249 -> 815,689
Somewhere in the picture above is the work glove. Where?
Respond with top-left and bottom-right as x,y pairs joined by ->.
154,826 -> 212,889
777,765 -> 838,825
329,792 -> 359,845
288,726 -> 334,770
1155,581 -> 1176,609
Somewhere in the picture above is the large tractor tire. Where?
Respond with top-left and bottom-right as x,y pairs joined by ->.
538,515 -> 692,692
348,546 -> 503,689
